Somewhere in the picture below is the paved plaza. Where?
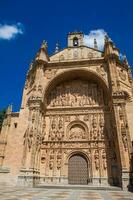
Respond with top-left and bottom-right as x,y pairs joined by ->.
0,186 -> 133,200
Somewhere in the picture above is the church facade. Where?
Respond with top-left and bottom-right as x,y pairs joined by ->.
0,32 -> 133,190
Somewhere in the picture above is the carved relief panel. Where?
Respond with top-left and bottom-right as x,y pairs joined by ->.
68,124 -> 86,141
47,79 -> 104,108
118,105 -> 128,151
48,116 -> 64,141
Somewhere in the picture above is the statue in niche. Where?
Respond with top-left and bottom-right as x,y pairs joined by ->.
37,85 -> 43,97
57,149 -> 62,159
41,151 -> 46,164
57,118 -> 64,140
49,118 -> 57,140
57,149 -> 62,169
99,115 -> 104,127
36,134 -> 41,149
93,128 -> 97,140
122,134 -> 128,150
31,112 -> 36,123
92,115 -> 97,128
49,90 -> 56,107
119,106 -> 124,120
42,119 -> 46,142
49,160 -> 54,170
98,115 -> 104,140
65,86 -> 71,106
91,115 -> 98,140
57,159 -> 61,169
94,150 -> 99,170
61,93 -> 67,107
119,112 -> 128,150
88,87 -> 93,105
102,149 -> 107,169
28,127 -> 34,149
49,150 -> 54,166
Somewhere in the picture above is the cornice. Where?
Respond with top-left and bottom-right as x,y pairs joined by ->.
47,58 -> 105,69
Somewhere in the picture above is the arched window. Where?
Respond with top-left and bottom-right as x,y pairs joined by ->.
73,37 -> 79,47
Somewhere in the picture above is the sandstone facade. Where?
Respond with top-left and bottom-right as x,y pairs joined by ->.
0,32 -> 133,190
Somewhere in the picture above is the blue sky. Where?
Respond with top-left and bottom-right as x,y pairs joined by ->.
0,0 -> 133,111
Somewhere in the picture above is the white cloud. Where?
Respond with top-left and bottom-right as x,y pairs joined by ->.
83,29 -> 107,51
0,23 -> 23,40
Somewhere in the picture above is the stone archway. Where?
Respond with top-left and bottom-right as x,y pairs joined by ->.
41,68 -> 121,187
68,154 -> 88,185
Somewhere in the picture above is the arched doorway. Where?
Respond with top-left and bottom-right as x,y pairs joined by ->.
68,154 -> 88,185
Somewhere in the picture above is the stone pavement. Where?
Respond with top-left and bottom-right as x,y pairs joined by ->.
0,185 -> 133,200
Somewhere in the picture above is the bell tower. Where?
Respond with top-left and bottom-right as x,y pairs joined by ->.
68,31 -> 84,47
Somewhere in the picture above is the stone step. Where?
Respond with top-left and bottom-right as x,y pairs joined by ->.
35,184 -> 122,191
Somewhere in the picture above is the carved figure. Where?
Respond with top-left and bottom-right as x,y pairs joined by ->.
48,80 -> 104,108
94,150 -> 99,170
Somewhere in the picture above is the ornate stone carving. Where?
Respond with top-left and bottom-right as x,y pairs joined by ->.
96,65 -> 106,78
83,115 -> 89,121
94,150 -> 99,170
57,150 -> 62,170
65,115 -> 71,122
42,119 -> 46,143
98,115 -> 105,140
49,150 -> 54,170
119,106 -> 128,150
49,117 -> 57,140
49,116 -> 64,141
44,69 -> 57,79
41,151 -> 46,164
90,115 -> 98,140
48,80 -> 104,108
102,149 -> 107,170
68,124 -> 86,140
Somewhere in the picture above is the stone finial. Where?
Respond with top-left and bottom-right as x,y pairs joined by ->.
41,40 -> 48,50
55,42 -> 60,53
123,54 -> 128,65
94,38 -> 98,50
104,34 -> 109,43
35,40 -> 49,62
6,104 -> 12,115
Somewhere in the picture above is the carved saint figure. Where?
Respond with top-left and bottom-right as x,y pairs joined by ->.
49,118 -> 57,140
49,150 -> 54,170
102,150 -> 107,170
94,150 -> 99,170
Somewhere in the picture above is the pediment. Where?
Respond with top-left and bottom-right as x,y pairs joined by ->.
50,46 -> 102,62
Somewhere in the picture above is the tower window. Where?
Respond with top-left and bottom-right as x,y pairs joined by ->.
73,37 -> 79,47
